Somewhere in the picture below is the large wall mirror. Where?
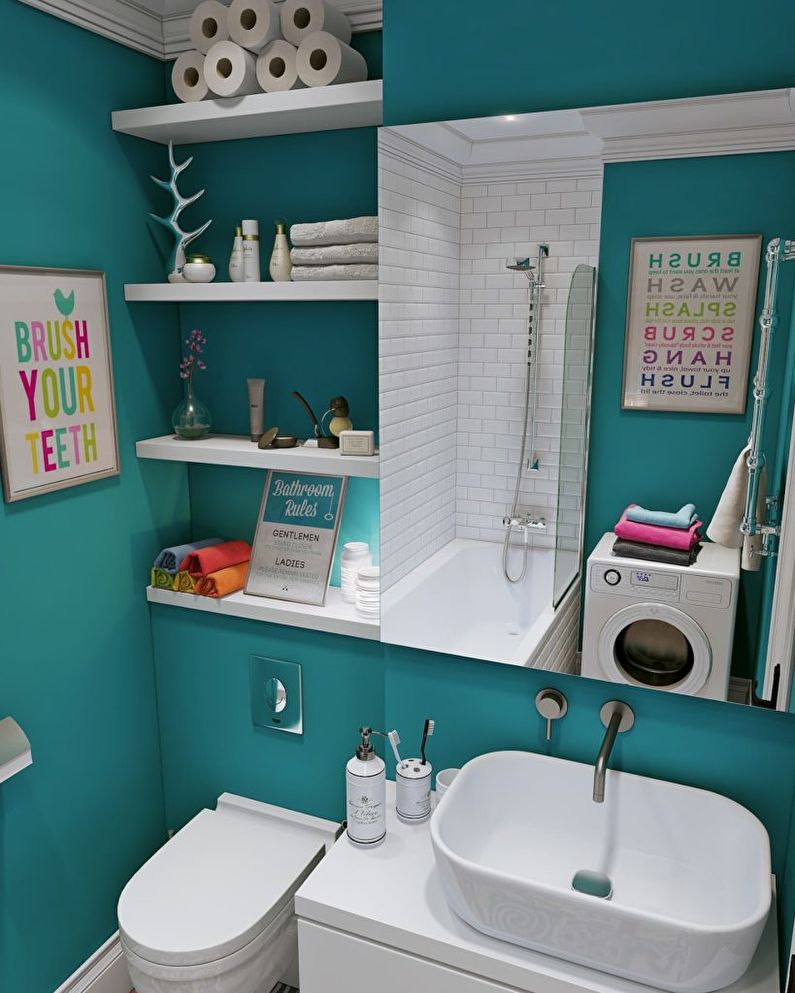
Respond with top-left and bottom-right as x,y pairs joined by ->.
377,88 -> 795,713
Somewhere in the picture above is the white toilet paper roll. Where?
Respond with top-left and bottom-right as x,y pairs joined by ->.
190,0 -> 230,54
296,31 -> 367,87
203,40 -> 259,97
256,39 -> 306,92
281,0 -> 351,46
171,50 -> 209,102
228,0 -> 281,53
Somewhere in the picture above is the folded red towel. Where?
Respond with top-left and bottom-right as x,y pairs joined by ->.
614,507 -> 702,550
179,539 -> 251,578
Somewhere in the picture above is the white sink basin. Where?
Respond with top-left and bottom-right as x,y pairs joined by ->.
430,751 -> 771,993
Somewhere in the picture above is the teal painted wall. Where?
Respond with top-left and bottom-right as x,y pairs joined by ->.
383,0 -> 795,124
150,11 -> 795,987
157,124 -> 381,581
152,608 -> 385,827
586,152 -> 795,678
0,3 -> 189,992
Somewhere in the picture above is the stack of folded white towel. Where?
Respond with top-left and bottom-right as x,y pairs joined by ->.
289,216 -> 378,281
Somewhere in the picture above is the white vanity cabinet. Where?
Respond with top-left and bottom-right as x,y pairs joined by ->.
299,920 -> 517,993
295,785 -> 779,993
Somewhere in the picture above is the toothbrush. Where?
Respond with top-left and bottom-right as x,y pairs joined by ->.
420,718 -> 435,765
387,729 -> 407,770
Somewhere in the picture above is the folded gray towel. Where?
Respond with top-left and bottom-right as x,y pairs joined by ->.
290,216 -> 377,247
291,264 -> 378,281
290,243 -> 378,265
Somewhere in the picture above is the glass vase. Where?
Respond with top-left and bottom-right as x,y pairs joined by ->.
172,387 -> 211,440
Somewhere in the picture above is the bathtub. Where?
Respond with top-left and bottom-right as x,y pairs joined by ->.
381,538 -> 581,670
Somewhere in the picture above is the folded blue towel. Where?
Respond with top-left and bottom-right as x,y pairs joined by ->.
625,504 -> 697,530
153,537 -> 223,574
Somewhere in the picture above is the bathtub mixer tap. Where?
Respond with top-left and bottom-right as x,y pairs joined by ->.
502,512 -> 547,531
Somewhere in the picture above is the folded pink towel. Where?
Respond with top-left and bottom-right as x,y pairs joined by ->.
614,506 -> 702,550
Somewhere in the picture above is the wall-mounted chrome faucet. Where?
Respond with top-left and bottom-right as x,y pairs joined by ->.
593,701 -> 634,803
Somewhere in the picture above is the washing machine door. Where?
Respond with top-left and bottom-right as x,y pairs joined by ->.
597,602 -> 712,695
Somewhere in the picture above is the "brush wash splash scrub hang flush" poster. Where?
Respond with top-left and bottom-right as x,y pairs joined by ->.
622,235 -> 762,414
0,266 -> 119,503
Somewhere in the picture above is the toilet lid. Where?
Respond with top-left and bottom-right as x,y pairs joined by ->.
118,806 -> 325,967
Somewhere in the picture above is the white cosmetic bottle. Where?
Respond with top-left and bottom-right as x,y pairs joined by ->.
228,225 -> 244,282
269,221 -> 293,282
346,726 -> 386,846
241,218 -> 261,282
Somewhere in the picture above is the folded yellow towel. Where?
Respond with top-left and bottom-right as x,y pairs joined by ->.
195,562 -> 249,598
176,571 -> 196,593
151,567 -> 178,591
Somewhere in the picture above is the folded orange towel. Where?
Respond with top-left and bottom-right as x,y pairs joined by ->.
195,562 -> 249,598
180,540 -> 251,578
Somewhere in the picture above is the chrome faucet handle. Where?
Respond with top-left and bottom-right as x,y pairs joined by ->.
535,689 -> 568,741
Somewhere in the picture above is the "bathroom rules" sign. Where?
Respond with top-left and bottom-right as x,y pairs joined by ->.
247,470 -> 347,606
622,235 -> 761,414
0,266 -> 119,502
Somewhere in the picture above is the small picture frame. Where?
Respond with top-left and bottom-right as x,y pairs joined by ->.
246,469 -> 347,606
621,235 -> 762,414
0,265 -> 120,502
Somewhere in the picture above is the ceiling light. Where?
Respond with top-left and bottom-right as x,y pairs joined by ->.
504,115 -> 516,121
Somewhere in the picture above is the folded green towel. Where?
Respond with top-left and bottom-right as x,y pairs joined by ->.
151,567 -> 178,591
175,571 -> 196,593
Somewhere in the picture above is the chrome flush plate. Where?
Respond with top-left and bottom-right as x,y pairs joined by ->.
250,655 -> 303,735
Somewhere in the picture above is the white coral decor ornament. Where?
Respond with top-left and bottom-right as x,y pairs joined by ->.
149,141 -> 212,282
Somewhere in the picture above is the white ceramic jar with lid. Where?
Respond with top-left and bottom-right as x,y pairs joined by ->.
183,253 -> 216,282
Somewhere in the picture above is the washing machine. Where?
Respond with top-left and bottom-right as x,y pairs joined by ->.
582,533 -> 741,700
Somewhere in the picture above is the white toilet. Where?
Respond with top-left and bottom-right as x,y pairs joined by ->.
117,793 -> 339,993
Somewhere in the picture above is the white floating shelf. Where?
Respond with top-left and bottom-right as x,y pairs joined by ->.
124,280 -> 378,303
112,80 -> 383,145
147,585 -> 379,640
136,434 -> 379,478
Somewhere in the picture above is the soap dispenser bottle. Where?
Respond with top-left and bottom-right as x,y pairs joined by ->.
228,225 -> 244,282
269,221 -> 292,282
346,726 -> 386,846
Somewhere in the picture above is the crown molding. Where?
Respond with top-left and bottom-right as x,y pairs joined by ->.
384,89 -> 795,186
581,88 -> 795,162
17,0 -> 382,60
379,129 -> 603,187
461,156 -> 603,182
379,128 -> 462,184
19,0 -> 165,58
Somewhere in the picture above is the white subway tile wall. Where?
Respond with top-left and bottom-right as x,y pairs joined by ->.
457,176 -> 601,549
379,140 -> 462,591
379,132 -> 602,592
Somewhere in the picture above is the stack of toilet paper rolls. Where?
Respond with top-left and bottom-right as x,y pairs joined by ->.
171,0 -> 368,102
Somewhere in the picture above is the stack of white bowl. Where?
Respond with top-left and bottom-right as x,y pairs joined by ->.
355,566 -> 380,618
340,542 -> 373,603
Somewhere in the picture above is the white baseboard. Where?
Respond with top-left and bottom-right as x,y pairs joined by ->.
53,932 -> 132,993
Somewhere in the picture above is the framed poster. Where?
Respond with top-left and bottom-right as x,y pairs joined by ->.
0,266 -> 119,502
246,470 -> 347,606
622,235 -> 762,413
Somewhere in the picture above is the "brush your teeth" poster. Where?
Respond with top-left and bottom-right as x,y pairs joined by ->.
247,470 -> 347,606
0,267 -> 119,502
622,235 -> 761,414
